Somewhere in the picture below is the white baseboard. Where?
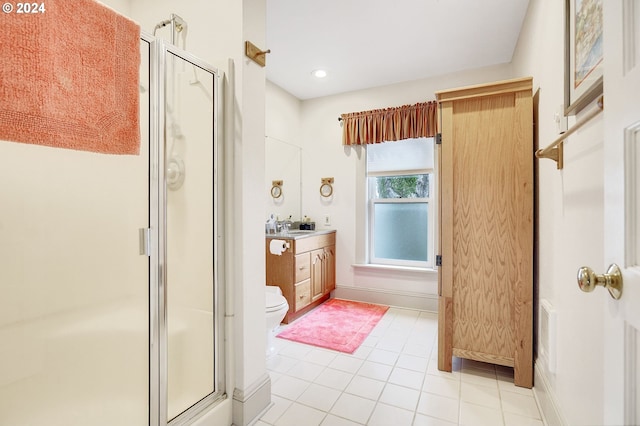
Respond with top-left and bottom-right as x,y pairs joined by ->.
533,361 -> 566,426
333,285 -> 438,312
190,398 -> 232,426
232,373 -> 272,426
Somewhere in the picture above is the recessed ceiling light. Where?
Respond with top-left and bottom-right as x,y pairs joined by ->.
312,69 -> 327,78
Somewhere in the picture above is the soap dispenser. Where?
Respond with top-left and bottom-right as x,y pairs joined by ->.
265,214 -> 276,235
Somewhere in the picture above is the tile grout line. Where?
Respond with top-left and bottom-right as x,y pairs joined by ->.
265,308 -> 542,426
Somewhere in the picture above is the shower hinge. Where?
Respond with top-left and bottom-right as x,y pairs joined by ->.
436,255 -> 442,267
435,133 -> 442,145
139,228 -> 151,256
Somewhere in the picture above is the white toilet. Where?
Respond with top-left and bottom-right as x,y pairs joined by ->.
265,286 -> 289,356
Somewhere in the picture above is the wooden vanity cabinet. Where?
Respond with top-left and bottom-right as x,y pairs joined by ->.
266,231 -> 336,323
324,245 -> 336,293
310,245 -> 336,303
310,249 -> 324,302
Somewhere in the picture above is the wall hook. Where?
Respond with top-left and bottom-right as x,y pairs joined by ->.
245,41 -> 271,67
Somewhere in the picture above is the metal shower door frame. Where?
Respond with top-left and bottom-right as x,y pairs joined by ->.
145,32 -> 225,426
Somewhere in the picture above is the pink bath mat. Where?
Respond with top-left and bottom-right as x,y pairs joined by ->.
277,299 -> 389,354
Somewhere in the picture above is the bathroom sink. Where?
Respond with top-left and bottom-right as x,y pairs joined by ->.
265,229 -> 335,239
285,230 -> 316,235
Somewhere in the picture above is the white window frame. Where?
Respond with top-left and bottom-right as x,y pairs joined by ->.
367,169 -> 435,269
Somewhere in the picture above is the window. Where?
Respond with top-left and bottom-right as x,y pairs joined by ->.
367,138 -> 434,268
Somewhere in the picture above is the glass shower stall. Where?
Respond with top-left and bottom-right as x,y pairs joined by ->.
0,33 -> 224,425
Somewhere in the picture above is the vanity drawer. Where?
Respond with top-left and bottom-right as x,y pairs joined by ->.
294,232 -> 336,254
295,279 -> 311,311
295,253 -> 311,282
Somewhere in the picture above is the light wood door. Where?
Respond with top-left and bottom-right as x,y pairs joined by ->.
437,78 -> 533,388
324,245 -> 336,293
603,1 -> 640,423
310,249 -> 324,301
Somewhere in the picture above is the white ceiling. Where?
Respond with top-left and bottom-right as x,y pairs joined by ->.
266,0 -> 530,100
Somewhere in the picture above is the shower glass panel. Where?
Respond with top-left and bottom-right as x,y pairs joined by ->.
164,48 -> 217,421
0,39 -> 152,425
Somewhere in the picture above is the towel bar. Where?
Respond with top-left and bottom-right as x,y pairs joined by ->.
535,96 -> 604,170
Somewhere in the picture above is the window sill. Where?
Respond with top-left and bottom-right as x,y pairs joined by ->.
351,263 -> 437,275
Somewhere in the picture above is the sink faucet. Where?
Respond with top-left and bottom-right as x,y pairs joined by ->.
278,217 -> 293,235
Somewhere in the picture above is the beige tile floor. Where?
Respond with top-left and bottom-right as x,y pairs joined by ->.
256,306 -> 544,426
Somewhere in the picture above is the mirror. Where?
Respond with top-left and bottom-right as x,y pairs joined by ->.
265,136 -> 301,220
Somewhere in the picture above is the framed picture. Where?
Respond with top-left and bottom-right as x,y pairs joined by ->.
564,0 -> 603,115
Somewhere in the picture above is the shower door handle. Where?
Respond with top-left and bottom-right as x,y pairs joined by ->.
139,228 -> 151,256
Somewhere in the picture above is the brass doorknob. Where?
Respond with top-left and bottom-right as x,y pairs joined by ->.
577,264 -> 623,300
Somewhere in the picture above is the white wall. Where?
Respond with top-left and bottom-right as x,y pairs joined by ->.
511,0 -> 605,424
129,0 -> 241,74
266,81 -> 302,146
100,0 -> 130,16
265,81 -> 302,220
236,0 -> 270,418
295,64 -> 514,309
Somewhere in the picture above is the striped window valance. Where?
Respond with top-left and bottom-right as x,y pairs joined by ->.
340,101 -> 438,146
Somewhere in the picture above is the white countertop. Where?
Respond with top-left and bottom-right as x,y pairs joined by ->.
265,229 -> 336,240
